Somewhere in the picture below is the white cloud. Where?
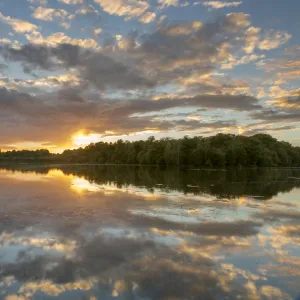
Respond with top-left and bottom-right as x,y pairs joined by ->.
3,73 -> 82,89
268,85 -> 292,99
259,31 -> 291,50
93,28 -> 102,35
0,12 -> 38,33
257,87 -> 267,99
157,0 -> 180,8
260,285 -> 291,300
139,12 -> 156,24
93,0 -> 150,21
163,22 -> 202,36
221,54 -> 265,69
226,12 -> 250,29
76,5 -> 99,15
68,14 -> 76,20
28,0 -> 48,5
0,38 -> 12,44
61,22 -> 70,29
243,26 -> 261,54
115,34 -> 122,41
242,28 -> 291,54
26,31 -> 99,49
0,38 -> 20,49
32,7 -> 68,21
60,0 -> 83,4
276,69 -> 300,79
203,1 -> 242,9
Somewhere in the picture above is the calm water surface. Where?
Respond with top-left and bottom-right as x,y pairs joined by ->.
0,165 -> 300,300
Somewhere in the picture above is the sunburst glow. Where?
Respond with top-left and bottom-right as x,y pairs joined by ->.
72,132 -> 102,147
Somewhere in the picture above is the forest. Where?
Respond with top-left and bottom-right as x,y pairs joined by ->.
1,134 -> 300,168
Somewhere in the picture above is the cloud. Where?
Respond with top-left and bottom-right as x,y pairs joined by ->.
1,42 -> 155,88
0,38 -> 12,45
93,0 -> 150,21
268,90 -> 300,109
161,21 -> 202,36
0,63 -> 8,71
59,0 -> 83,4
2,13 -> 254,91
221,54 -> 265,69
25,31 -> 99,49
284,45 -> 300,56
5,295 -> 26,300
262,58 -> 300,72
76,5 -> 99,15
93,28 -> 102,35
0,12 -> 38,33
1,11 -> 298,145
139,12 -> 156,24
61,22 -> 70,30
243,26 -> 261,54
242,28 -> 291,54
0,86 -> 260,144
32,7 -> 68,21
28,0 -> 47,5
128,214 -> 262,236
259,30 -> 291,50
260,286 -> 292,300
251,110 -> 300,124
157,0 -> 180,8
1,165 -> 298,300
249,89 -> 300,124
276,69 -> 300,79
242,124 -> 296,136
2,73 -> 83,89
225,12 -> 250,28
112,13 -> 252,84
202,1 -> 242,9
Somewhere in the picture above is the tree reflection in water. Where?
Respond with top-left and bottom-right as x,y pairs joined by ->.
0,165 -> 299,299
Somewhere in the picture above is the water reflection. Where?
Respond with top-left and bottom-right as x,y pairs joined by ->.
0,165 -> 299,299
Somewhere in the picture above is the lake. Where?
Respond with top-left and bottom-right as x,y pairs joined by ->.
0,165 -> 300,300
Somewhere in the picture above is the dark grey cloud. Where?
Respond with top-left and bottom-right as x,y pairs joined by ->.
0,13 -> 252,93
117,13 -> 250,83
249,90 -> 300,124
126,214 -> 262,236
254,207 -> 300,222
0,86 -> 36,108
1,43 -> 55,70
0,12 -> 296,146
251,110 -> 300,123
243,125 -> 297,136
1,43 -> 157,91
0,62 -> 7,71
0,87 -> 257,145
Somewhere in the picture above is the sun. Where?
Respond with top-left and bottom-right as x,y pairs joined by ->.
72,131 -> 102,147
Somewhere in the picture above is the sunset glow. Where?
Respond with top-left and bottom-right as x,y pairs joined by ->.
72,132 -> 102,147
0,0 -> 299,150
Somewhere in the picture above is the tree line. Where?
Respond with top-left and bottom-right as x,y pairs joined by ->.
1,134 -> 300,167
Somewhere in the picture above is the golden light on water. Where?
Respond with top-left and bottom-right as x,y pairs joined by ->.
70,176 -> 161,200
71,177 -> 102,193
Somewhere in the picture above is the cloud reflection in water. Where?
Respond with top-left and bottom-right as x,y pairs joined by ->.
0,166 -> 299,299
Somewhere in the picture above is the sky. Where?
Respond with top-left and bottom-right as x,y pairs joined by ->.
0,0 -> 299,152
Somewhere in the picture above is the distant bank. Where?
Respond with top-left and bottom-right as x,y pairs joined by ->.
1,133 -> 300,168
